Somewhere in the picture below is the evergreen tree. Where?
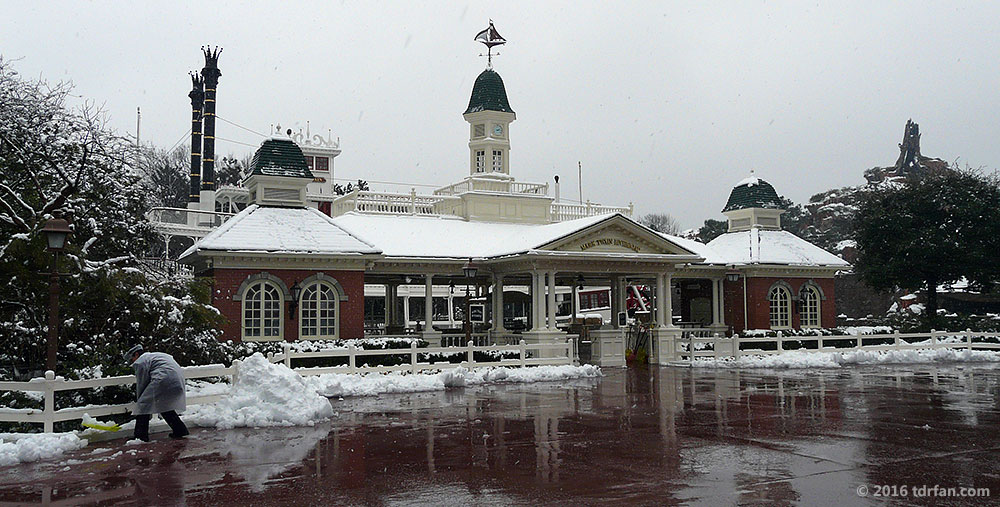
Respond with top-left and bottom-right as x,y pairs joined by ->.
695,219 -> 727,243
138,144 -> 189,208
852,167 -> 1000,328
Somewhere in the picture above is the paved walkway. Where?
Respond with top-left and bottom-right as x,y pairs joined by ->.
2,364 -> 1000,505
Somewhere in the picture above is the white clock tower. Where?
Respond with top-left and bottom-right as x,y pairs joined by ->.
463,69 -> 516,176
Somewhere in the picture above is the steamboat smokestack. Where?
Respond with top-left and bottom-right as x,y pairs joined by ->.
188,72 -> 204,207
200,46 -> 221,214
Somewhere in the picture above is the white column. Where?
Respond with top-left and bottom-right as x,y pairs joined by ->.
403,293 -> 411,329
384,283 -> 393,329
424,274 -> 434,332
572,284 -> 580,323
655,275 -> 666,328
663,273 -> 674,328
494,275 -> 505,331
546,271 -> 557,330
711,278 -> 721,326
447,292 -> 455,327
610,276 -> 620,328
530,271 -> 542,332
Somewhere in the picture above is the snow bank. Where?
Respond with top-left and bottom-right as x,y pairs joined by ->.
184,353 -> 334,429
691,348 -> 1000,369
0,432 -> 87,466
308,364 -> 602,398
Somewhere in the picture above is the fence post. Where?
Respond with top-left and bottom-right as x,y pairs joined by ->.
930,329 -> 937,348
348,344 -> 357,373
231,359 -> 241,385
776,331 -> 784,353
966,328 -> 973,351
282,342 -> 291,368
410,340 -> 418,373
818,335 -> 825,350
566,338 -> 574,365
855,330 -> 862,350
519,339 -> 527,367
43,370 -> 55,433
713,333 -> 720,359
467,340 -> 474,367
893,329 -> 901,348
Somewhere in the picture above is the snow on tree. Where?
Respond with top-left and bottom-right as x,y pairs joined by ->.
638,212 -> 680,235
852,167 -> 1000,328
0,59 -> 224,382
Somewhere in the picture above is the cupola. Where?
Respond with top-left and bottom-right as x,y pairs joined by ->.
464,69 -> 516,176
721,175 -> 785,232
243,137 -> 314,207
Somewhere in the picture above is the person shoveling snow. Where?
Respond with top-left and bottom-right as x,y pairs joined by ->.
125,345 -> 189,441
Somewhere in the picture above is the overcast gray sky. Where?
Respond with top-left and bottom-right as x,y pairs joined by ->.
3,1 -> 999,229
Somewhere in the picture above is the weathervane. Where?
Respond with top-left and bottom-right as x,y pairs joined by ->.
475,20 -> 506,68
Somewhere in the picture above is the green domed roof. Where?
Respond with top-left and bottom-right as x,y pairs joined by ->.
722,176 -> 784,212
465,69 -> 514,114
249,138 -> 313,179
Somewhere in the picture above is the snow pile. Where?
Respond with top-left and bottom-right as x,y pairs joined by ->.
0,432 -> 87,466
308,364 -> 602,398
185,353 -> 334,429
691,348 -> 1000,369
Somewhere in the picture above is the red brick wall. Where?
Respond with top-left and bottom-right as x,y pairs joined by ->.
210,268 -> 365,342
723,276 -> 837,334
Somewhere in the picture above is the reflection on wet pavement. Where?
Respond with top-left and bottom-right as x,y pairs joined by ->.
3,364 -> 1000,505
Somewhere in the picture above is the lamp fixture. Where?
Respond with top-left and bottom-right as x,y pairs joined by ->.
42,218 -> 72,252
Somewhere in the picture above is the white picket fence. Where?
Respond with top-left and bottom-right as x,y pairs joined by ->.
0,340 -> 574,433
674,329 -> 1000,362
0,364 -> 234,433
267,339 -> 574,376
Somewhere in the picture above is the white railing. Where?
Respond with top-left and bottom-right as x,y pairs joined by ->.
434,178 -> 548,196
0,364 -> 235,433
673,329 -> 1000,362
331,189 -> 460,216
440,333 -> 491,347
267,339 -> 574,375
551,201 -> 633,221
146,207 -> 237,236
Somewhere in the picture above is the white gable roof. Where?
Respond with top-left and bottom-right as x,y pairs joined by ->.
706,228 -> 850,267
180,205 -> 379,259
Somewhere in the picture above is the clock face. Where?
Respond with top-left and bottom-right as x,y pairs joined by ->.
493,124 -> 503,136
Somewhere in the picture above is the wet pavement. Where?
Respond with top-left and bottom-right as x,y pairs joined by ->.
3,364 -> 1000,506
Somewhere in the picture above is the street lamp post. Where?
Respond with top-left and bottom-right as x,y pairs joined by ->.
41,217 -> 72,371
462,259 -> 477,345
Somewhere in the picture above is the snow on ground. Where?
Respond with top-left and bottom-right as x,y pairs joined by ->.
691,348 -> 1000,369
308,364 -> 602,397
184,353 -> 334,430
183,354 -> 600,429
0,432 -> 87,466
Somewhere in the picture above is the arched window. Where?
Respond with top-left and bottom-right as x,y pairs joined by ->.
800,285 -> 821,328
243,280 -> 283,340
300,281 -> 339,340
768,286 -> 791,329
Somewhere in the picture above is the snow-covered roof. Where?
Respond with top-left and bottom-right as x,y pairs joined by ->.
660,233 -> 727,264
329,212 -> 624,259
328,212 -> 702,260
180,205 -> 379,259
706,228 -> 850,267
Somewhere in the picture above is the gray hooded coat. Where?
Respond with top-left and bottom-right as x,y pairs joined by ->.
132,352 -> 186,415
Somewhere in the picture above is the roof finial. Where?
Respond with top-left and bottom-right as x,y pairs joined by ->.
475,20 -> 506,69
